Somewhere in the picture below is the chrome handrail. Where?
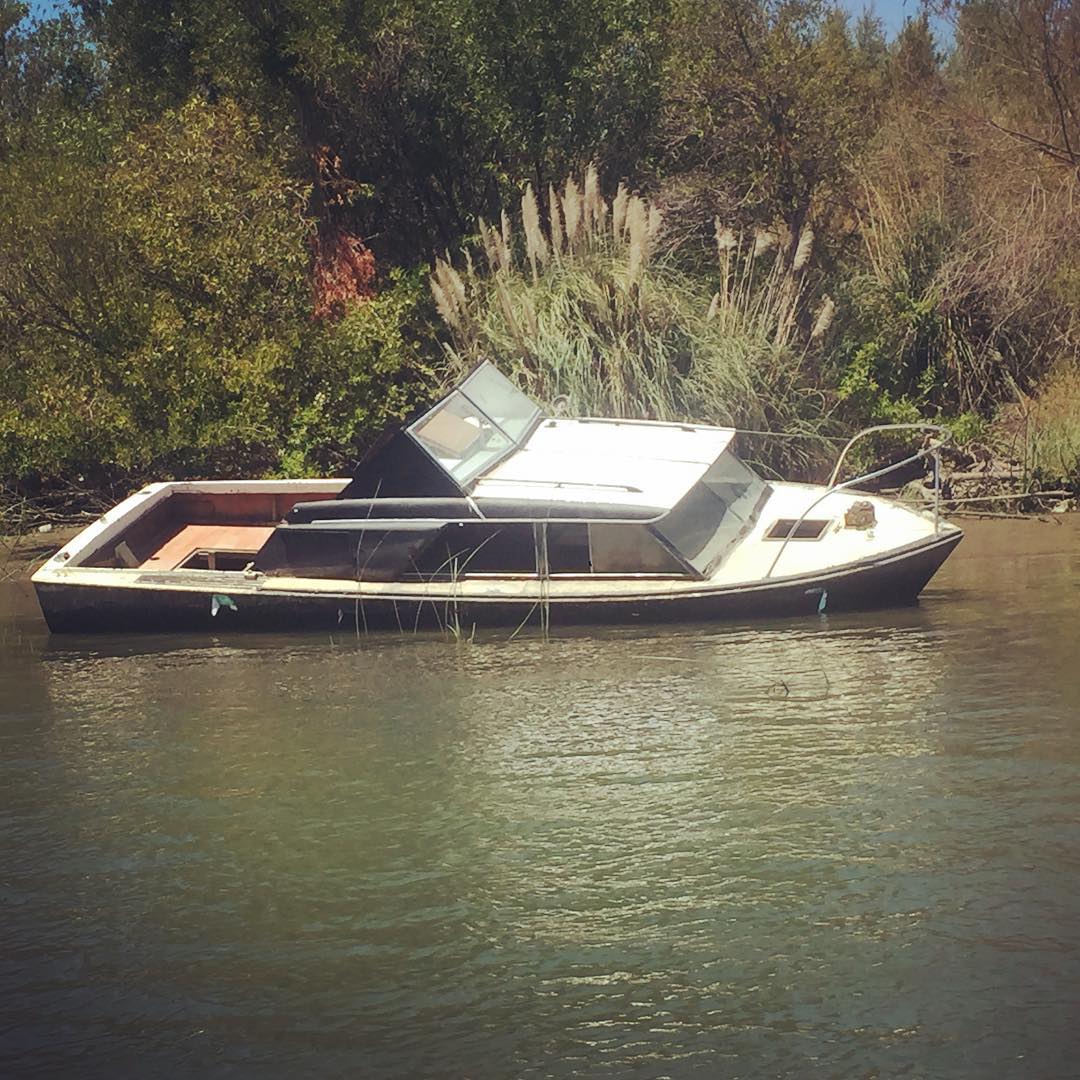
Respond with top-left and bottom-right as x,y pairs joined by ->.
764,423 -> 952,580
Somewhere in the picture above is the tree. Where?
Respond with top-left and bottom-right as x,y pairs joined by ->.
75,0 -> 669,263
657,0 -> 885,250
949,0 -> 1080,170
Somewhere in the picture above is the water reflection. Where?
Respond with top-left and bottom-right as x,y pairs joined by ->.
2,545 -> 1080,1077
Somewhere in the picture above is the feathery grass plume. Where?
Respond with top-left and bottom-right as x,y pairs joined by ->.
752,228 -> 778,258
436,257 -> 470,319
562,177 -> 582,253
478,217 -> 498,271
494,217 -> 511,274
707,291 -> 720,321
521,293 -> 539,339
494,274 -> 526,349
647,206 -> 663,241
626,195 -> 648,285
521,183 -> 548,280
811,295 -> 835,339
612,183 -> 629,240
583,163 -> 602,235
715,219 -> 737,304
430,271 -> 457,330
548,184 -> 564,256
444,259 -> 467,314
715,219 -> 737,256
792,226 -> 814,272
593,191 -> 609,245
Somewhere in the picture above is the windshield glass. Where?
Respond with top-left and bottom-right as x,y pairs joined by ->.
459,363 -> 541,442
653,451 -> 769,575
408,391 -> 513,483
407,364 -> 542,484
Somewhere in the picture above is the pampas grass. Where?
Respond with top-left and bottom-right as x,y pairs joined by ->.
792,226 -> 814,272
430,170 -> 830,471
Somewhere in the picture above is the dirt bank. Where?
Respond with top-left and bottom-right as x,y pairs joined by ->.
0,527 -> 82,583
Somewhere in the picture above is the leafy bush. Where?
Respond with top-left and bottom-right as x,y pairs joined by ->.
0,97 -> 437,491
279,269 -> 439,476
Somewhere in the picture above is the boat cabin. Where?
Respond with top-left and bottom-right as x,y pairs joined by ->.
254,363 -> 772,582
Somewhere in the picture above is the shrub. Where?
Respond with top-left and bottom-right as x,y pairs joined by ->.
1029,362 -> 1080,486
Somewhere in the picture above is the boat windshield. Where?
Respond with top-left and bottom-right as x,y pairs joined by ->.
408,364 -> 542,484
653,451 -> 770,575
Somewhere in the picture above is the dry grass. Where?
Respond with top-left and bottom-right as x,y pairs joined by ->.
1029,361 -> 1080,485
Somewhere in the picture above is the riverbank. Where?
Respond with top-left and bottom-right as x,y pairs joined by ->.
0,527 -> 81,583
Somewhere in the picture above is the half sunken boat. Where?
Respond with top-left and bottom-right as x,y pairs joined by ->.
34,362 -> 962,633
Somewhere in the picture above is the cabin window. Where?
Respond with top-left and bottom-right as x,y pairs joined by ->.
764,519 -> 831,541
411,522 -> 537,577
654,451 -> 770,576
546,523 -> 592,573
589,523 -> 685,575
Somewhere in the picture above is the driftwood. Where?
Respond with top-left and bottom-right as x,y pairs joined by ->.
941,490 -> 1072,506
946,469 -> 1024,483
948,509 -> 1061,521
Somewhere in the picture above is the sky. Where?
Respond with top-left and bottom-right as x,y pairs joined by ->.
24,0 -> 951,45
840,0 -> 954,41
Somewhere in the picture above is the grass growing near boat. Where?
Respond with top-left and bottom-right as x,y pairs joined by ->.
431,168 -> 833,474
1029,362 -> 1080,487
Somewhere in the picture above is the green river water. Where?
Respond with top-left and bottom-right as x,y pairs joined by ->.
2,520 -> 1079,1078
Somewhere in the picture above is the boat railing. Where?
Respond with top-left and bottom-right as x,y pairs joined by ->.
763,423 -> 953,580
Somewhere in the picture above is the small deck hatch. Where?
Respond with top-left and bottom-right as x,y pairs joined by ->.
765,519 -> 831,541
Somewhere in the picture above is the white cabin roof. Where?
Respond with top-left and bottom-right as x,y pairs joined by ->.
470,417 -> 735,510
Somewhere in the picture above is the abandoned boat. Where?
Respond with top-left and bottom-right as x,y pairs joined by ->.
33,362 -> 962,633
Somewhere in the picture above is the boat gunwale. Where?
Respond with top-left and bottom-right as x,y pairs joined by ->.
33,526 -> 963,604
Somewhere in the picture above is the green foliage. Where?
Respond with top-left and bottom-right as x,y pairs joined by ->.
0,92 -> 437,488
279,269 -> 439,476
75,0 -> 668,262
1029,362 -> 1080,485
833,207 -> 958,421
4,0 -> 1080,496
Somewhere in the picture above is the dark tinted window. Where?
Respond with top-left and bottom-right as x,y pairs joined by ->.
590,524 -> 685,574
412,523 -> 537,576
765,519 -> 831,540
547,523 -> 592,573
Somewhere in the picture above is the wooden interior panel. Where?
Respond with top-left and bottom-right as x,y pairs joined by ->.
82,488 -> 340,568
139,524 -> 276,570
